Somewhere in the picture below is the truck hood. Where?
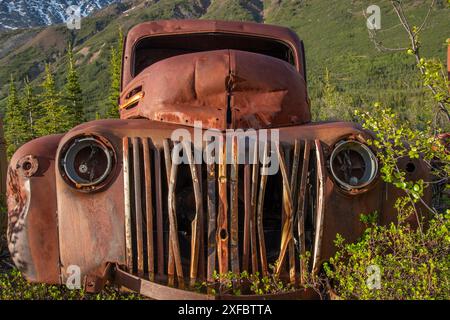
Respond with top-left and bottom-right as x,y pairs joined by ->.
119,49 -> 311,130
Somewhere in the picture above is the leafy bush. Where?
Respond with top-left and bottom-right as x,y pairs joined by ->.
195,266 -> 297,296
0,268 -> 143,300
324,106 -> 450,300
324,212 -> 450,299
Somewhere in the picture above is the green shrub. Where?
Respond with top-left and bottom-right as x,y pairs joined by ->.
324,211 -> 450,299
0,269 -> 143,300
324,106 -> 450,300
195,266 -> 297,296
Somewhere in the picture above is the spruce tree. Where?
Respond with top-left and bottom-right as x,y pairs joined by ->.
35,64 -> 74,136
106,27 -> 124,118
21,77 -> 38,140
4,75 -> 29,158
64,43 -> 84,125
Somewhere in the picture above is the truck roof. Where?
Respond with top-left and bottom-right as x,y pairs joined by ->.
122,19 -> 306,88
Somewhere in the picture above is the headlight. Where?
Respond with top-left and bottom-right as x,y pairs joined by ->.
330,140 -> 378,191
60,136 -> 115,191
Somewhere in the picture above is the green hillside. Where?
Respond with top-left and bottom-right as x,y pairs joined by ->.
0,0 -> 448,124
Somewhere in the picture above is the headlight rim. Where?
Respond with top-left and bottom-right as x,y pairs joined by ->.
58,134 -> 117,192
329,139 -> 379,192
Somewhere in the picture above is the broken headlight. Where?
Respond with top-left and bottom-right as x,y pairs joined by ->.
60,135 -> 115,191
330,140 -> 378,191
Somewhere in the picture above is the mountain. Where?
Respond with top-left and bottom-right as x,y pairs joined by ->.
0,0 -> 120,31
0,0 -> 448,124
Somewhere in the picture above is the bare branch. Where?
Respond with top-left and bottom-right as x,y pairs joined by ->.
417,0 -> 436,34
363,9 -> 407,52
365,0 -> 450,123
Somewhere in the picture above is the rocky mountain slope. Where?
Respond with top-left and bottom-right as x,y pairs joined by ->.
0,0 -> 121,30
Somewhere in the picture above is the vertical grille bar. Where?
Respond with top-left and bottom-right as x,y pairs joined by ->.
250,139 -> 259,274
123,137 -> 133,272
217,141 -> 229,274
230,136 -> 240,274
242,163 -> 251,271
183,141 -> 203,287
288,140 -> 301,284
132,138 -> 145,277
206,149 -> 217,284
167,142 -> 184,288
274,142 -> 294,278
257,141 -> 268,276
312,140 -> 326,274
297,140 -> 311,284
197,162 -> 205,281
154,148 -> 165,277
290,140 -> 301,217
163,140 -> 175,286
142,138 -> 154,281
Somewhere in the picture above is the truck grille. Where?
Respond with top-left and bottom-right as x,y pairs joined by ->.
122,136 -> 326,289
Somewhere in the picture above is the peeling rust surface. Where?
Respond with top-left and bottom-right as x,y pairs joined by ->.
7,165 -> 33,277
7,135 -> 63,284
121,49 -> 310,130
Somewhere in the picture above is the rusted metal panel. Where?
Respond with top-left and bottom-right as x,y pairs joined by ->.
121,49 -> 310,130
56,133 -> 125,283
115,266 -> 215,300
6,135 -> 63,284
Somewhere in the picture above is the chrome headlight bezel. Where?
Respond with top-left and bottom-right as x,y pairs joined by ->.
59,135 -> 116,192
329,140 -> 378,191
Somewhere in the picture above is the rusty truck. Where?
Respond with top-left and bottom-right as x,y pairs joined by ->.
6,20 -> 432,299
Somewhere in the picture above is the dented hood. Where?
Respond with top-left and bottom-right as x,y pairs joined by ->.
120,49 -> 311,130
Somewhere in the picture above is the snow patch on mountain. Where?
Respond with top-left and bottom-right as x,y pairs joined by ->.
0,0 -> 120,30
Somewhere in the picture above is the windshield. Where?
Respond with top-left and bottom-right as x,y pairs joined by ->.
132,33 -> 296,77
